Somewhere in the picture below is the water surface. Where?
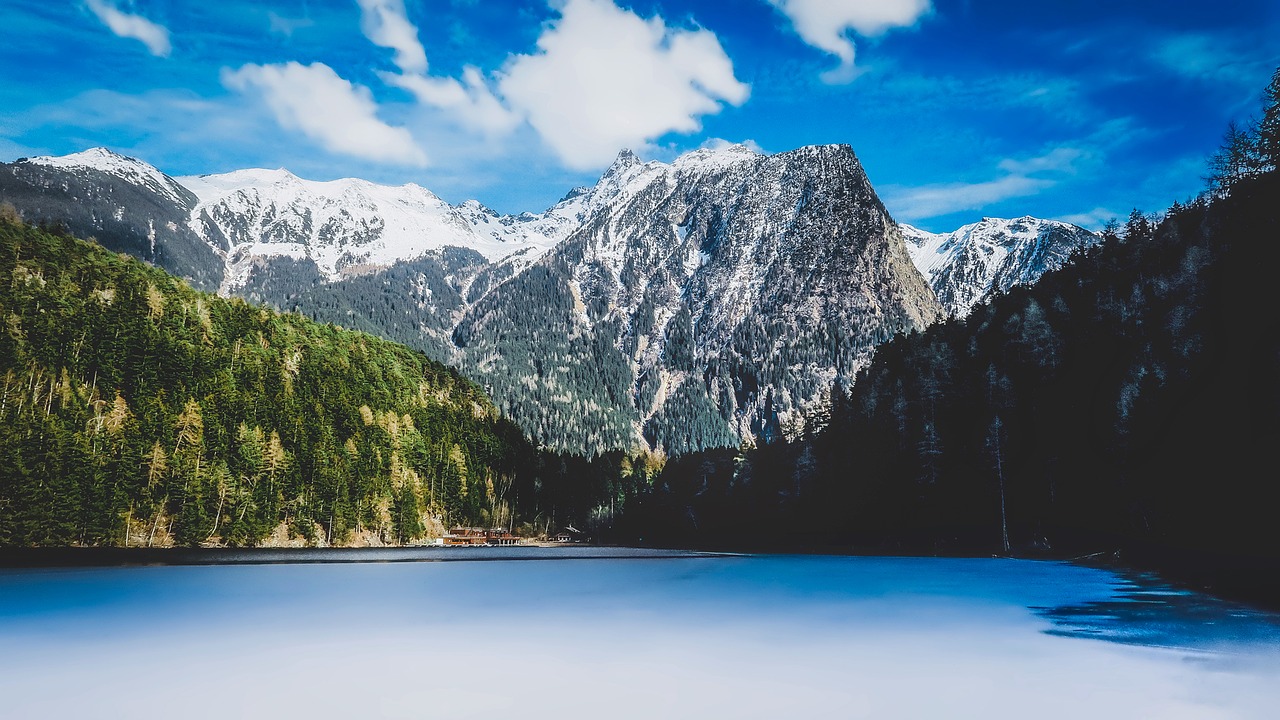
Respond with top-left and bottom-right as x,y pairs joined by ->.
2,552 -> 1277,719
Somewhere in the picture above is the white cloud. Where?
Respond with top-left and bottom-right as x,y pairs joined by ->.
497,0 -> 749,170
767,0 -> 931,83
268,12 -> 315,38
887,175 -> 1051,222
85,0 -> 172,58
701,137 -> 765,154
222,62 -> 427,166
1150,33 -> 1273,89
1054,208 -> 1118,231
997,147 -> 1084,176
355,0 -> 519,138
381,67 -> 520,137
356,0 -> 428,75
884,146 -> 1083,222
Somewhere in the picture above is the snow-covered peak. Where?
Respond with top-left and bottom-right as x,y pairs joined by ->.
24,147 -> 191,206
899,223 -> 940,243
455,199 -> 497,217
178,168 -> 302,201
903,216 -> 1100,318
672,143 -> 761,171
26,147 -> 131,172
610,148 -> 641,170
176,166 -> 578,292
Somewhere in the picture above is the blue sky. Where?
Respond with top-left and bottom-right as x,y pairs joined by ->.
0,1 -> 1276,231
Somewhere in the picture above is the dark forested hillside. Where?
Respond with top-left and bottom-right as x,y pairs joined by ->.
0,213 -> 634,547
624,173 -> 1280,574
619,74 -> 1280,600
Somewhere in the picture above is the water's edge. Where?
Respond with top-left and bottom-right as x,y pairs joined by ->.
0,545 -> 729,567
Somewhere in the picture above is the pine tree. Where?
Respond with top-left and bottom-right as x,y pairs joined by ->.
1257,67 -> 1280,171
1207,121 -> 1261,194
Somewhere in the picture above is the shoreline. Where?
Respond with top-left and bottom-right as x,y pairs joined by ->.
4,543 -> 1275,614
0,545 -> 726,568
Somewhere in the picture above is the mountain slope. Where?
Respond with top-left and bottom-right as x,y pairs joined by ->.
0,148 -> 223,291
901,217 -> 1100,318
454,144 -> 943,453
0,216 -> 537,547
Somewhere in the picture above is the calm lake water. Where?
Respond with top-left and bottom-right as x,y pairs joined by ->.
2,550 -> 1279,719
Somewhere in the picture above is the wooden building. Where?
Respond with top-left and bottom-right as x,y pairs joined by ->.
442,527 -> 523,546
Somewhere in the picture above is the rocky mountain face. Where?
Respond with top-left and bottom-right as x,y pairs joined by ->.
0,145 -> 1090,455
901,217 -> 1100,318
451,145 -> 942,453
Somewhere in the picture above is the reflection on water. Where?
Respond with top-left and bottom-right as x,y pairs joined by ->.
1036,569 -> 1280,655
1,553 -> 1278,719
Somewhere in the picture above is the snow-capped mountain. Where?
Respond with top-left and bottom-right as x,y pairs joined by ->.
0,148 -> 223,290
179,168 -> 578,294
1,144 -> 1091,455
902,217 -> 1100,318
27,147 -> 193,207
0,147 -> 585,297
452,143 -> 942,452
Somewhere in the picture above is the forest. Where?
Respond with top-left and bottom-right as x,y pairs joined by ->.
616,69 -> 1280,599
0,214 -> 651,547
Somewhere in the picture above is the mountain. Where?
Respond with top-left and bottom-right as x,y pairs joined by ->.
179,168 -> 582,296
0,148 -> 223,291
901,217 -> 1100,318
451,144 -> 942,453
1,145 -> 1087,456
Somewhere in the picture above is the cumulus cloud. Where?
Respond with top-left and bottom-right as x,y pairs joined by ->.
357,0 -> 428,75
358,0 -> 518,137
498,0 -> 750,170
767,0 -> 931,83
351,0 -> 747,169
222,62 -> 427,166
85,0 -> 172,58
381,68 -> 519,137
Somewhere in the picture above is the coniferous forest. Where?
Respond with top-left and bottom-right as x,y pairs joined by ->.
0,216 -> 654,547
618,73 -> 1280,600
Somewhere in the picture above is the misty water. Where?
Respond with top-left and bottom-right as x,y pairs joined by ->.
2,551 -> 1279,719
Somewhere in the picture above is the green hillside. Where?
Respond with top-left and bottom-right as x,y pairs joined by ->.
0,212 -> 538,547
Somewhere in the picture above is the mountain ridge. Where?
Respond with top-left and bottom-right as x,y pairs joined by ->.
0,144 -> 1096,455
902,216 -> 1101,318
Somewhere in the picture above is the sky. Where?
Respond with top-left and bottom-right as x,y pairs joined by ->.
0,1 -> 1276,231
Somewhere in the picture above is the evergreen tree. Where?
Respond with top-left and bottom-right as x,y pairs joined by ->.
1257,67 -> 1280,170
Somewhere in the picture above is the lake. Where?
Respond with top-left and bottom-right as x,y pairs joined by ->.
2,550 -> 1278,719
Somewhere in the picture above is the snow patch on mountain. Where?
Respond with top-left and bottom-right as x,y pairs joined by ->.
176,169 -> 574,292
453,142 -> 942,450
902,217 -> 1100,318
25,148 -> 192,207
